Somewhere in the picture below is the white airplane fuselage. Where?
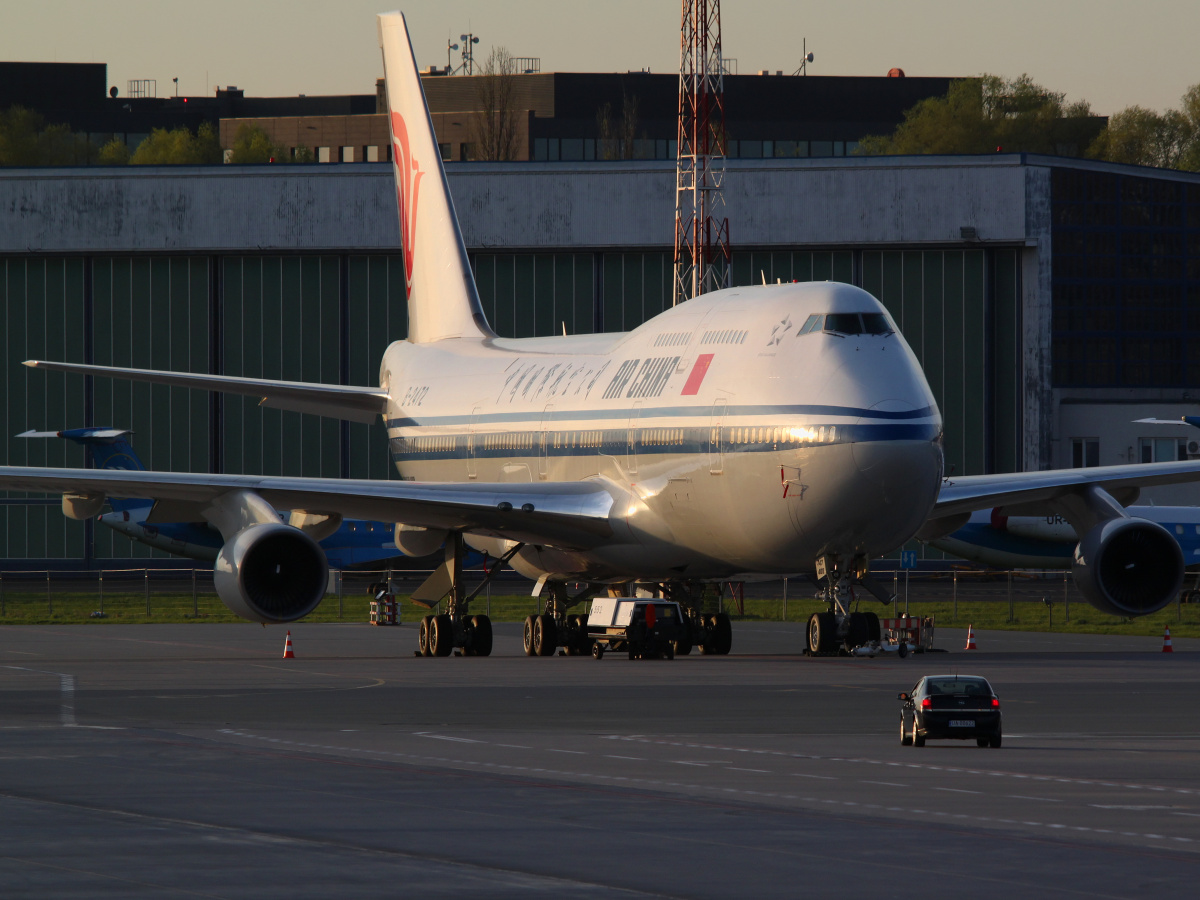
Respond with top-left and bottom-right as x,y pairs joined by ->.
381,281 -> 944,582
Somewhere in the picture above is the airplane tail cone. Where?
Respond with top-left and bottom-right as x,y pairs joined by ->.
1162,625 -> 1173,653
282,630 -> 295,659
965,625 -> 976,650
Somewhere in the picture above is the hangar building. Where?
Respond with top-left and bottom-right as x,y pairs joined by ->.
1,153 -> 1199,564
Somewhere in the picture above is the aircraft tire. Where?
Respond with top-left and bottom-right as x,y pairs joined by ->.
712,613 -> 733,655
700,614 -> 718,654
470,615 -> 493,657
865,611 -> 882,643
807,612 -> 837,654
418,615 -> 433,657
533,613 -> 557,657
522,615 -> 537,656
431,614 -> 454,657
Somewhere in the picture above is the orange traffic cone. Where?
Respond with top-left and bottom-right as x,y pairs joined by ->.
282,630 -> 295,659
964,625 -> 976,650
1162,625 -> 1173,653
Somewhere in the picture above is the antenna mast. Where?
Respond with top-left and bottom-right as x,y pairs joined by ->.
673,0 -> 730,306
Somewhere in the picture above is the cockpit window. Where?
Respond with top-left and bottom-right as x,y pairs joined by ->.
801,312 -> 895,336
824,313 -> 865,335
861,313 -> 894,335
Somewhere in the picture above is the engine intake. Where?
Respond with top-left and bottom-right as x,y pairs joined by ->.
1071,517 -> 1183,617
214,523 -> 329,623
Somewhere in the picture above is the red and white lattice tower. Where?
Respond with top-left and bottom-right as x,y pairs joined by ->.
672,0 -> 730,306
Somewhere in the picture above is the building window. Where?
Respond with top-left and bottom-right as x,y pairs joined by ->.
459,142 -> 475,161
437,142 -> 450,161
1139,436 -> 1186,463
1071,438 -> 1099,467
341,146 -> 354,162
317,146 -> 331,163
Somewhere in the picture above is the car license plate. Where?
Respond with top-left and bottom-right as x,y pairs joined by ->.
949,719 -> 975,727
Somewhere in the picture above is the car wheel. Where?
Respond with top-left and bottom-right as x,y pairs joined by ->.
912,717 -> 925,747
592,641 -> 604,659
901,715 -> 913,746
990,732 -> 1002,749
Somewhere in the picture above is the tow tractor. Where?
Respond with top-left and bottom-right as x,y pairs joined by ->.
587,597 -> 688,660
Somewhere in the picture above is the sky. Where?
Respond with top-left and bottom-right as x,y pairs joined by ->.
3,0 -> 1198,116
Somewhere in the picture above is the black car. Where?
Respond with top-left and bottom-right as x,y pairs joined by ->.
898,675 -> 1002,748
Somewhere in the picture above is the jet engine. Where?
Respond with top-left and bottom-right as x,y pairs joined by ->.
213,523 -> 329,623
1071,517 -> 1183,617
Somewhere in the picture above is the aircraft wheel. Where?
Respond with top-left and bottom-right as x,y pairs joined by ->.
712,613 -> 732,655
672,637 -> 693,656
807,612 -> 837,654
700,614 -> 718,654
522,615 -> 536,656
418,615 -> 433,657
865,611 -> 882,643
533,613 -> 557,657
470,615 -> 493,657
431,614 -> 454,657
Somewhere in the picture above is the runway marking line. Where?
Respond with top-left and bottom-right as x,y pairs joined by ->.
212,729 -> 1200,852
600,735 -> 1200,797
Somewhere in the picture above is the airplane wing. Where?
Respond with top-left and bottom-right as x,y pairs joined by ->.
0,467 -> 615,550
23,360 -> 388,425
932,460 -> 1200,519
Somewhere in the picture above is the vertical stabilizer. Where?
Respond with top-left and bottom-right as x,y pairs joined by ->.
378,12 -> 495,343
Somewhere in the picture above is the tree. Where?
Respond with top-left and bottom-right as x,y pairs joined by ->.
291,145 -> 315,164
130,121 -> 222,165
857,75 -> 1099,157
226,122 -> 282,164
595,91 -> 641,160
0,106 -> 94,165
97,138 -> 130,165
471,47 -> 519,161
1086,106 -> 1190,168
1085,83 -> 1200,170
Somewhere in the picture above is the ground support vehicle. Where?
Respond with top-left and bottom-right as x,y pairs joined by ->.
880,616 -> 934,654
898,675 -> 1002,748
519,580 -> 733,658
586,598 -> 689,660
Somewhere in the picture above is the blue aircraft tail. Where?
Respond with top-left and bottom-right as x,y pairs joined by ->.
17,428 -> 146,512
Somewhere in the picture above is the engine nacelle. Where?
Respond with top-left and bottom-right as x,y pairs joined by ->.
214,523 -> 329,623
1071,517 -> 1183,617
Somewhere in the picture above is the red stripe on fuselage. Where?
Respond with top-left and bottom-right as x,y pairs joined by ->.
681,353 -> 714,395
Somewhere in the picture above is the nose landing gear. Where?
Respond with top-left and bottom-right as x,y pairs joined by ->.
805,554 -> 886,657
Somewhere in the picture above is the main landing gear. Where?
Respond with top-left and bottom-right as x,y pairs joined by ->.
522,581 -> 597,657
412,535 -> 521,658
805,554 -> 888,657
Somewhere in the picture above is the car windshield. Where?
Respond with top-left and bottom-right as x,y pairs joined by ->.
926,678 -> 991,696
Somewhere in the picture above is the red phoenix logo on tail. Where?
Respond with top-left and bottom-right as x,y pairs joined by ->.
391,111 -> 424,290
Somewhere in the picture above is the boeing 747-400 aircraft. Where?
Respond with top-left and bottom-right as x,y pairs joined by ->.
3,12 -> 1200,656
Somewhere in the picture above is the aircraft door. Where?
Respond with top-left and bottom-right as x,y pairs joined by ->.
710,396 -> 727,475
